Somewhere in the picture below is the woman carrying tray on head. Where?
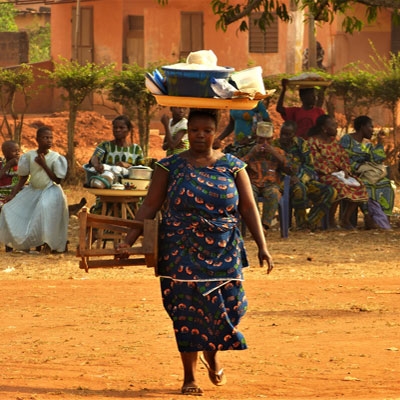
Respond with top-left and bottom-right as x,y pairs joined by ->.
276,78 -> 326,139
117,108 -> 273,396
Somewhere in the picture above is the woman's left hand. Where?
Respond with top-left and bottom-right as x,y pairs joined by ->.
116,161 -> 132,169
258,249 -> 274,274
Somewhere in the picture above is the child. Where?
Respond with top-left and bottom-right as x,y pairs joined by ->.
276,78 -> 325,139
0,126 -> 69,253
0,140 -> 20,208
161,107 -> 188,156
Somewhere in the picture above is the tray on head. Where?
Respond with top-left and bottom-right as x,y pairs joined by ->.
153,95 -> 259,110
287,79 -> 332,88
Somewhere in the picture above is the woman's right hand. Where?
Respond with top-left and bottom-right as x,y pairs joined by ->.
213,138 -> 222,149
160,114 -> 169,127
115,242 -> 131,260
94,163 -> 104,174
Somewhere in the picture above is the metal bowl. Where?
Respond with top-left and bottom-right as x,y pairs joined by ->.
128,166 -> 153,180
89,175 -> 112,189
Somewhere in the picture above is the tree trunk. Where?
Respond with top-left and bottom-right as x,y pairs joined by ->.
137,103 -> 147,157
66,107 -> 78,183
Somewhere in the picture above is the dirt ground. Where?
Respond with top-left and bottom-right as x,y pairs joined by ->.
1,112 -> 400,400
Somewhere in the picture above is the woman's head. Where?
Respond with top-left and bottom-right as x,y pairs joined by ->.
353,115 -> 373,139
112,115 -> 133,143
299,88 -> 317,108
308,114 -> 337,137
279,121 -> 297,147
187,109 -> 219,151
188,108 -> 219,127
36,126 -> 53,152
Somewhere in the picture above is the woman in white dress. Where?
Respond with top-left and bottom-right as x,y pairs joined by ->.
0,126 -> 69,253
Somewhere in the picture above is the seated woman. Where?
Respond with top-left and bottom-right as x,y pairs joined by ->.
0,126 -> 69,253
85,115 -> 144,214
340,115 -> 394,222
308,115 -> 372,230
88,115 -> 143,175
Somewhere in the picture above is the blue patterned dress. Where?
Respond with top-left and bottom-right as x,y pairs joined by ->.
156,153 -> 249,352
340,134 -> 395,215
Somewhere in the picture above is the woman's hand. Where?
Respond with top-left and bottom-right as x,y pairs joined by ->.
258,248 -> 274,274
35,153 -> 47,168
212,138 -> 223,149
115,242 -> 131,260
3,193 -> 16,203
94,163 -> 104,174
115,161 -> 132,169
160,114 -> 169,128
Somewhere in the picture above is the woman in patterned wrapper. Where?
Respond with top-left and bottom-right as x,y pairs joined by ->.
116,108 -> 273,396
89,115 -> 143,173
87,115 -> 144,214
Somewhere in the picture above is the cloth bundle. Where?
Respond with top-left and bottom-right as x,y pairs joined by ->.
331,171 -> 360,187
356,161 -> 387,184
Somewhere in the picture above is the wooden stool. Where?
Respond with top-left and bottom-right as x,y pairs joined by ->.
76,207 -> 159,274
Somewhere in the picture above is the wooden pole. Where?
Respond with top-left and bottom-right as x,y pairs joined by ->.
308,13 -> 316,69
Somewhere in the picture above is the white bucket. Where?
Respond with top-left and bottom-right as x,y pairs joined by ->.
256,121 -> 274,138
231,66 -> 265,95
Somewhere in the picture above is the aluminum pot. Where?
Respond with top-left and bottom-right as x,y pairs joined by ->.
128,166 -> 153,180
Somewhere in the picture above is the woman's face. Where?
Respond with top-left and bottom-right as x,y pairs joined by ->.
112,120 -> 130,141
361,121 -> 374,140
325,118 -> 338,137
188,115 -> 216,152
37,130 -> 53,151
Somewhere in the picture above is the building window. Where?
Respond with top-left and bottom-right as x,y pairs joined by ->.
249,12 -> 278,53
391,15 -> 400,54
180,12 -> 203,59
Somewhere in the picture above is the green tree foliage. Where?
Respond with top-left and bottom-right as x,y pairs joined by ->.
0,64 -> 34,144
327,64 -> 376,131
26,20 -> 51,63
108,63 -> 158,157
45,58 -> 115,183
158,0 -> 400,34
0,2 -> 18,32
367,48 -> 400,148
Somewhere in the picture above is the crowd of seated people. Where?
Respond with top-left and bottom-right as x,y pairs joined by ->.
214,83 -> 395,232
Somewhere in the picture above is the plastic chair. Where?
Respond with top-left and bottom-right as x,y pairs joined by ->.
278,175 -> 291,238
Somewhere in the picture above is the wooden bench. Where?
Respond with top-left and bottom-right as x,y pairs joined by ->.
76,207 -> 158,273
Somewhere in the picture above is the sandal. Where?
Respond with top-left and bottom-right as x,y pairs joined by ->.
199,354 -> 227,386
181,385 -> 203,396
